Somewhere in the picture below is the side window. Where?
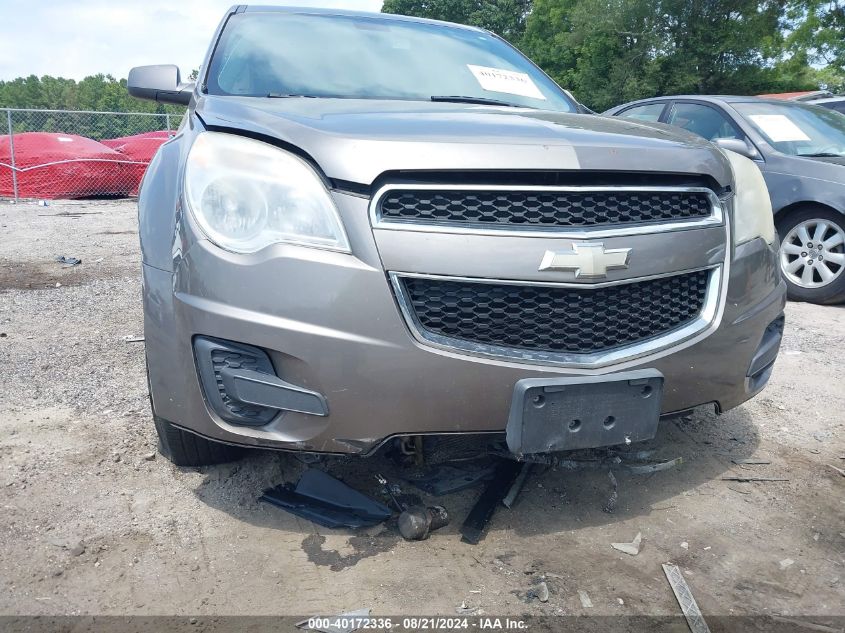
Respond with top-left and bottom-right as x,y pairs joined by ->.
666,103 -> 741,141
617,103 -> 665,122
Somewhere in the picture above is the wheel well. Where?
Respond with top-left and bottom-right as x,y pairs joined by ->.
775,201 -> 842,225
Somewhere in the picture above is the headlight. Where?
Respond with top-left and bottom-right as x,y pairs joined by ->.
185,132 -> 349,253
723,149 -> 775,245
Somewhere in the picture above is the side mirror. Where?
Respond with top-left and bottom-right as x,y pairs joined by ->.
128,65 -> 194,106
715,138 -> 760,161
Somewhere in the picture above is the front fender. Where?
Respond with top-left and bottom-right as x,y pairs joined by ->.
764,170 -> 845,219
138,114 -> 204,272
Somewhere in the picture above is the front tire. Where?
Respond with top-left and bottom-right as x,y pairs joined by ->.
146,360 -> 244,467
777,207 -> 845,304
153,416 -> 244,467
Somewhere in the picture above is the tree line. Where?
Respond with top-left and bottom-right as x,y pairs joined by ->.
0,74 -> 185,140
0,1 -> 842,116
382,0 -> 844,112
0,74 -> 183,115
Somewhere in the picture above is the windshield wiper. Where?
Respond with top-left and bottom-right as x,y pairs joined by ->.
430,95 -> 525,108
797,152 -> 843,158
266,93 -> 320,99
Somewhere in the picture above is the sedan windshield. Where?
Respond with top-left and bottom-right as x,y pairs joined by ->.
733,101 -> 845,157
204,12 -> 576,112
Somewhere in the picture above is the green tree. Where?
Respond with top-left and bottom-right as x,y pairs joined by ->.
381,0 -> 533,42
0,74 -> 183,139
655,0 -> 787,95
522,0 -> 822,111
523,0 -> 666,110
785,0 -> 845,91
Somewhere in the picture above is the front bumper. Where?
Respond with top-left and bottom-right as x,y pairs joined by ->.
143,192 -> 786,455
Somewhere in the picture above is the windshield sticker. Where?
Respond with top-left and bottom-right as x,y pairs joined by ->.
467,65 -> 546,100
748,114 -> 811,142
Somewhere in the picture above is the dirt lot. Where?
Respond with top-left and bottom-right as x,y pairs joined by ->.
1,199 -> 843,622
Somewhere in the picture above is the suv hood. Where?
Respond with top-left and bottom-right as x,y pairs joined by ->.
196,96 -> 733,187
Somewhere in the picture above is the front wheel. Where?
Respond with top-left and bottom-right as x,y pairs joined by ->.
147,359 -> 244,467
777,207 -> 845,304
153,415 -> 245,467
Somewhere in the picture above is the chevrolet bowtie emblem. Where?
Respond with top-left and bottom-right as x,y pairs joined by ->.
539,242 -> 631,278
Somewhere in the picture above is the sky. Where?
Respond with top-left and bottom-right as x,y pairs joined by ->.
0,0 -> 385,81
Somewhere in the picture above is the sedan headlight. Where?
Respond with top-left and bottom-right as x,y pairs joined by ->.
185,132 -> 349,253
723,149 -> 775,245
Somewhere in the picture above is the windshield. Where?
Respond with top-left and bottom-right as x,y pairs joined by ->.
733,101 -> 845,157
205,12 -> 576,112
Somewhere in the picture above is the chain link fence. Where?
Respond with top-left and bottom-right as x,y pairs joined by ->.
1,108 -> 179,201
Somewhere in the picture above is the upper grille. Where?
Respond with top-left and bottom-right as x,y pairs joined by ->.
398,270 -> 710,356
378,188 -> 714,228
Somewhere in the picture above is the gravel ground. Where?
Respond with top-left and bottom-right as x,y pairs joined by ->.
0,200 -> 843,622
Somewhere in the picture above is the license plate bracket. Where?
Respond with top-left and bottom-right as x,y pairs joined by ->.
506,370 -> 664,455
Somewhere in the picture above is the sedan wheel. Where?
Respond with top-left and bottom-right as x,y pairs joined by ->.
778,209 -> 845,304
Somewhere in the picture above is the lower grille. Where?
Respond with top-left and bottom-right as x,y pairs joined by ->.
210,348 -> 277,423
193,336 -> 278,426
397,270 -> 710,356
